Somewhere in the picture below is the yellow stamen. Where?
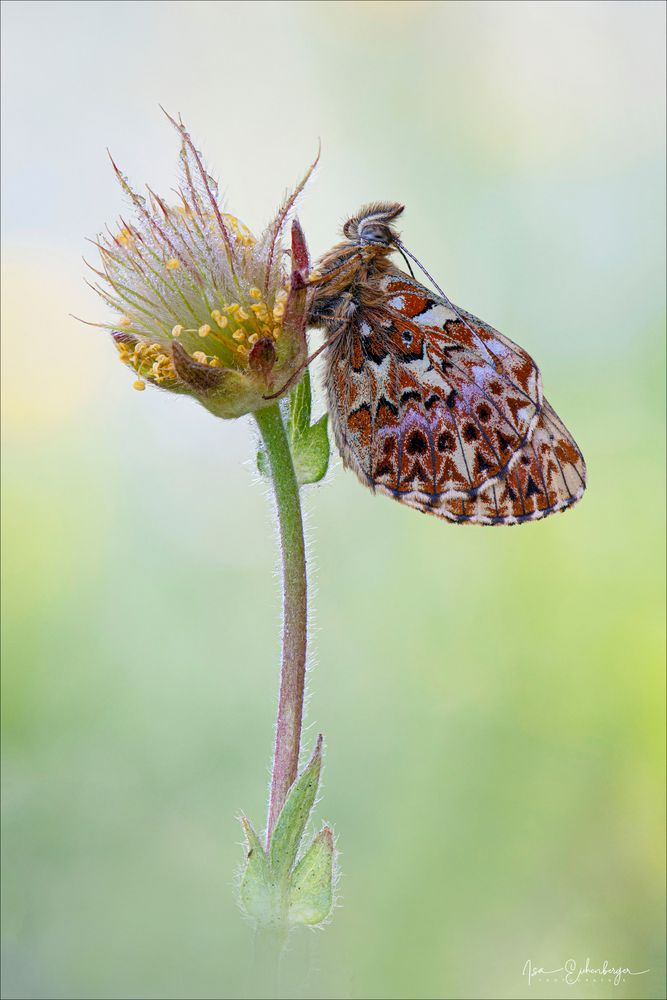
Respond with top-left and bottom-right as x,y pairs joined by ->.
198,324 -> 212,338
211,310 -> 229,329
232,330 -> 245,341
166,258 -> 181,271
133,380 -> 146,391
209,357 -> 222,367
192,351 -> 208,364
248,333 -> 259,345
171,324 -> 184,337
249,287 -> 262,299
118,315 -> 132,328
237,307 -> 249,322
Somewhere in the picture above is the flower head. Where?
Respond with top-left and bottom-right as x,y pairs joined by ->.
83,112 -> 316,418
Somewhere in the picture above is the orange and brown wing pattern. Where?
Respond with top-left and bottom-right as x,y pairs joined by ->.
326,273 -> 542,495
324,271 -> 585,524
425,401 -> 587,524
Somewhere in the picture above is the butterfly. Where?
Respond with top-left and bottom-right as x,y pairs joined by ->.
301,202 -> 586,524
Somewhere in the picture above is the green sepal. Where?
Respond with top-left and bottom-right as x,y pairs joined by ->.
288,825 -> 334,925
269,735 -> 322,881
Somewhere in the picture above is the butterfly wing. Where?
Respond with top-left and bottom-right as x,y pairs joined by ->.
324,271 -> 585,523
416,400 -> 587,524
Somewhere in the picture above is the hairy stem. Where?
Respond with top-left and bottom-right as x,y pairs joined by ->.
254,403 -> 308,846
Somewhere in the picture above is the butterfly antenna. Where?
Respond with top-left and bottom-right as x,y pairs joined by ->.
395,243 -> 415,279
263,320 -> 349,400
394,238 -> 486,352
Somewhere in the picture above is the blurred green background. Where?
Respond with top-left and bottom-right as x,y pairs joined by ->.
2,2 -> 665,998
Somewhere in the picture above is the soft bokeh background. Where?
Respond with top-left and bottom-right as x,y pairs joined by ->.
2,2 -> 665,998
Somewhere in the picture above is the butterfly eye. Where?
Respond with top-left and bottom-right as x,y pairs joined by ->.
358,222 -> 393,245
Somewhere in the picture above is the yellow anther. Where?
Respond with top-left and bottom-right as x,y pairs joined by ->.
272,326 -> 282,339
118,315 -> 132,327
237,307 -> 249,322
248,333 -> 259,345
166,258 -> 181,271
232,329 -> 245,341
171,324 -> 184,338
133,380 -> 146,391
211,310 -> 228,329
236,345 -> 249,357
223,214 -> 256,246
275,289 -> 288,303
249,287 -> 262,299
198,324 -> 212,338
225,302 -> 240,315
273,304 -> 285,320
308,270 -> 322,283
192,351 -> 208,363
209,357 -> 222,367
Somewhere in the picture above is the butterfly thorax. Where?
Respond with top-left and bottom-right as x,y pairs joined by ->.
307,241 -> 399,335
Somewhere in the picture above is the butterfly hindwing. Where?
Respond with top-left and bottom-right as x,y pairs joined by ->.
412,400 -> 587,524
326,271 -> 545,504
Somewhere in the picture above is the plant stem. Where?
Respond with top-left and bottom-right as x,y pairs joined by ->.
254,403 -> 308,847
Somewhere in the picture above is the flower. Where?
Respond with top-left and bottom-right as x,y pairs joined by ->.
82,112 -> 316,418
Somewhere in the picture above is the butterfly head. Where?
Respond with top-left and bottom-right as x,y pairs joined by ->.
342,202 -> 404,248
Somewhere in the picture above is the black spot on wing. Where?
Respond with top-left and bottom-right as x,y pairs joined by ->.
376,396 -> 398,418
440,345 -> 464,374
406,430 -> 428,456
525,475 -> 541,498
362,337 -> 389,365
497,429 -> 513,453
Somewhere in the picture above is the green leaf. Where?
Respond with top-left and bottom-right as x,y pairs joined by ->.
257,371 -> 330,484
269,735 -> 322,880
292,413 -> 330,485
288,826 -> 334,926
288,368 -> 312,442
238,816 -> 282,924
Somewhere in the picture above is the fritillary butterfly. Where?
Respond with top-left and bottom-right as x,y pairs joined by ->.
306,203 -> 586,524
